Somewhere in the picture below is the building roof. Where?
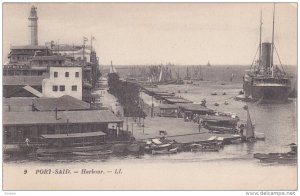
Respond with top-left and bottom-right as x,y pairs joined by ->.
51,44 -> 92,52
33,95 -> 90,111
3,110 -> 123,126
23,85 -> 43,98
3,76 -> 45,86
177,104 -> 214,112
3,97 -> 36,112
41,131 -> 106,139
159,104 -> 179,109
10,45 -> 48,50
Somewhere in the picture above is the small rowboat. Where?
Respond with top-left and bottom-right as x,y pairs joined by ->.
152,147 -> 178,155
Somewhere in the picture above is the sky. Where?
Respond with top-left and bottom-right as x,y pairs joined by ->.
2,3 -> 297,66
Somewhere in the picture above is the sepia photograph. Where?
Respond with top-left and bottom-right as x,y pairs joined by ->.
2,2 -> 297,191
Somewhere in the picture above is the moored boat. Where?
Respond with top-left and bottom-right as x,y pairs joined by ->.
189,143 -> 220,152
126,143 -> 141,153
253,143 -> 297,164
72,150 -> 113,157
152,147 -> 178,155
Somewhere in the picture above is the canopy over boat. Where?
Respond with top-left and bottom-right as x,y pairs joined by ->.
41,131 -> 106,139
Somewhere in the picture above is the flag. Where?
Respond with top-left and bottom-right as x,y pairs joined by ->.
83,36 -> 88,42
91,36 -> 96,41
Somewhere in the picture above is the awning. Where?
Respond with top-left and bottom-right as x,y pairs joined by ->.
41,131 -> 106,139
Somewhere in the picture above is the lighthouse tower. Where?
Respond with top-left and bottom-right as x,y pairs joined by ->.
28,5 -> 38,45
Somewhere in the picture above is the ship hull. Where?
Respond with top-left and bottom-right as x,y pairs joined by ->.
243,82 -> 290,102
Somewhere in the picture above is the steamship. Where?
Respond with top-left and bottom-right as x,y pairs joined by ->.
243,6 -> 291,102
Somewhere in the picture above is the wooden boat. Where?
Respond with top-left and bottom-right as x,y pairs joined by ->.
222,135 -> 242,145
37,155 -> 55,161
36,131 -> 115,161
209,125 -> 236,133
3,154 -> 11,161
254,144 -> 297,164
211,92 -> 218,95
243,105 -> 265,142
112,143 -> 128,154
254,152 -> 296,163
126,143 -> 141,153
190,143 -> 220,152
37,144 -> 111,155
72,150 -> 112,157
152,147 -> 178,155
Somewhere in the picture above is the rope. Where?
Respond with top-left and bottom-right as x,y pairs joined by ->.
274,45 -> 285,73
250,45 -> 260,69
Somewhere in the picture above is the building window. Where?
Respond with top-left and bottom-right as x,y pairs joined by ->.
65,72 -> 69,77
75,72 -> 79,77
59,85 -> 65,91
53,85 -> 58,92
72,85 -> 77,91
54,72 -> 58,77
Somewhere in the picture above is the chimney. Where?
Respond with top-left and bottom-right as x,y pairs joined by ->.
261,42 -> 272,70
28,5 -> 38,46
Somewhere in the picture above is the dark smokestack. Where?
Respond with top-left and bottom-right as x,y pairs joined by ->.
261,42 -> 272,69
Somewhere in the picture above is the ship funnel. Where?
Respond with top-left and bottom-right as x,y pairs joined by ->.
261,42 -> 272,69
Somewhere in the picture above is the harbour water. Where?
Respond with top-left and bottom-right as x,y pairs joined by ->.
4,81 -> 297,190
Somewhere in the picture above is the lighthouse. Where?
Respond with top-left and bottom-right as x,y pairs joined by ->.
28,5 -> 38,46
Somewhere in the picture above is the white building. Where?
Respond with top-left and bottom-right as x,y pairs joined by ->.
42,66 -> 82,100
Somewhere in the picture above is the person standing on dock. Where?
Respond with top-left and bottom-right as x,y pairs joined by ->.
198,123 -> 201,133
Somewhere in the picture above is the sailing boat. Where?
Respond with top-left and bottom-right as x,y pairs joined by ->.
109,61 -> 117,74
245,107 -> 256,142
207,61 -> 211,67
244,106 -> 265,142
158,66 -> 163,83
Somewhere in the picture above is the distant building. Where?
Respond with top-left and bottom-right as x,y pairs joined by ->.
8,45 -> 51,64
51,44 -> 91,63
42,66 -> 82,100
31,55 -> 65,68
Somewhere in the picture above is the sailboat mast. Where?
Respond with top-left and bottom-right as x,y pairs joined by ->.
271,3 -> 276,76
259,10 -> 262,66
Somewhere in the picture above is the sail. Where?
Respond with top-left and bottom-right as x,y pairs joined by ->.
158,67 -> 163,82
109,65 -> 117,74
246,109 -> 255,139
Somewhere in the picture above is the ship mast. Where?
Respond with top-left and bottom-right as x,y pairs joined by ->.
271,3 -> 276,77
258,10 -> 262,67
